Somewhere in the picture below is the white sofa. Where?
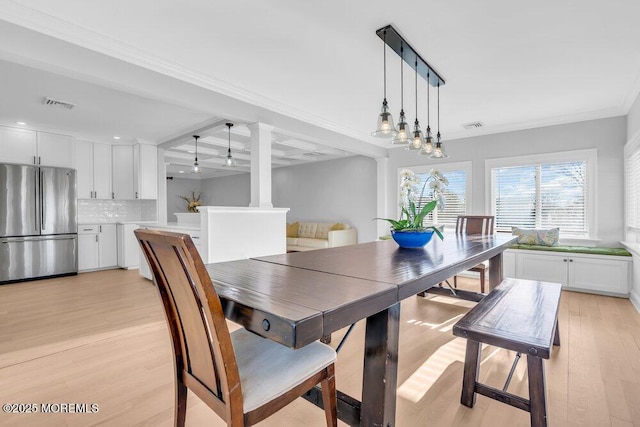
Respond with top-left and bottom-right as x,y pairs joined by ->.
287,222 -> 357,252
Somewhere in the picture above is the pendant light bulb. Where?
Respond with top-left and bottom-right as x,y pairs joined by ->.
372,31 -> 397,138
419,72 -> 434,156
392,44 -> 409,145
429,82 -> 448,159
191,135 -> 201,174
223,122 -> 237,167
407,59 -> 423,150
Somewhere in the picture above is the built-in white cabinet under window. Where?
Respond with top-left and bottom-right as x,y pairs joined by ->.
0,127 -> 74,168
78,224 -> 117,271
112,144 -> 157,200
74,141 -> 112,199
503,249 -> 631,297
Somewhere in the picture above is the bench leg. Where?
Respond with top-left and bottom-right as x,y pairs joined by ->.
527,356 -> 548,427
461,340 -> 481,407
553,319 -> 560,346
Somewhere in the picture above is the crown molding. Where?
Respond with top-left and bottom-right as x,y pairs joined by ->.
0,1 -> 371,145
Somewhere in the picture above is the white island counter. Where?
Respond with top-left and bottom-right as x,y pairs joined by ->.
139,206 -> 289,279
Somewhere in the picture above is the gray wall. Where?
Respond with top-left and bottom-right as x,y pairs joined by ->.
387,116 -> 627,247
628,93 -> 640,138
199,156 -> 378,242
200,174 -> 251,207
273,156 -> 377,242
166,177 -> 202,222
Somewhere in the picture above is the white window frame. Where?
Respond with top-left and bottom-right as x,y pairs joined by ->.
397,161 -> 473,229
485,149 -> 598,245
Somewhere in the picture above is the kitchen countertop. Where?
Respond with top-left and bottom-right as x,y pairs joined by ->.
143,222 -> 200,231
78,220 -> 158,225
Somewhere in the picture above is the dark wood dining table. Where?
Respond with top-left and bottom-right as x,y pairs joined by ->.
204,234 -> 517,427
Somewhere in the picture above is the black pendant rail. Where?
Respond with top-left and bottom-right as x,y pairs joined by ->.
375,25 -> 445,88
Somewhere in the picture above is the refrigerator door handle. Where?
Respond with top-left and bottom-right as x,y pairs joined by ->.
40,170 -> 45,232
34,168 -> 39,232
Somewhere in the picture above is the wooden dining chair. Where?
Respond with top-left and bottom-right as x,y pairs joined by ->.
135,229 -> 337,427
453,216 -> 495,293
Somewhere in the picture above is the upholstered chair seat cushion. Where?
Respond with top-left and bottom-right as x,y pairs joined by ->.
231,328 -> 337,413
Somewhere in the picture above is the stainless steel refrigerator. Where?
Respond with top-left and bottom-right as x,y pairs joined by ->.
0,163 -> 77,283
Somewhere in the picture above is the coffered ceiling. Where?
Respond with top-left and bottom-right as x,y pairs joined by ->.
1,0 -> 640,178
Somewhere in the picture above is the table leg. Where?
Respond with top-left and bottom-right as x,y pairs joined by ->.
361,303 -> 400,427
488,251 -> 504,290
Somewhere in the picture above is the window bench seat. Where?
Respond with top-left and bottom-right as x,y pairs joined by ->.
509,244 -> 631,257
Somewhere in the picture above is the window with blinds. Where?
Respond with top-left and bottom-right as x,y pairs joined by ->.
492,160 -> 588,236
415,169 -> 467,228
625,143 -> 640,232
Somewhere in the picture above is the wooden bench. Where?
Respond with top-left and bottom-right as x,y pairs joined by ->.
452,278 -> 562,427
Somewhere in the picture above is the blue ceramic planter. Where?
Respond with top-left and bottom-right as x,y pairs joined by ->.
391,230 -> 434,248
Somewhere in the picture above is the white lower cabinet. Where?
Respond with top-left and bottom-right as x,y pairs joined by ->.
117,223 -> 141,269
504,249 -> 631,296
78,224 -> 117,271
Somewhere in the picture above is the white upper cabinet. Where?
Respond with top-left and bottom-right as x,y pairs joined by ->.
112,145 -> 135,200
75,141 -> 112,199
0,127 -> 73,168
134,144 -> 158,199
112,144 -> 157,200
0,127 -> 37,164
37,132 -> 74,168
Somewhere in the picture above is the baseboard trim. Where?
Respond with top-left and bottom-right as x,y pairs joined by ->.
630,288 -> 640,314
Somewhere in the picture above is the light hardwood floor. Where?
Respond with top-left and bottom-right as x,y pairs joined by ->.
1,269 -> 639,426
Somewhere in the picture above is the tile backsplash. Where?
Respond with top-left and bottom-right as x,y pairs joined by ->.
78,199 -> 157,223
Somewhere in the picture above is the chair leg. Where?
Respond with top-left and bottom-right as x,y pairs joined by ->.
454,275 -> 458,288
321,364 -> 337,427
480,271 -> 485,293
175,379 -> 188,427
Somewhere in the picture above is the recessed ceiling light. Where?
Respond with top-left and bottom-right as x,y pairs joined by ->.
178,170 -> 185,174
113,136 -> 121,140
16,121 -> 26,126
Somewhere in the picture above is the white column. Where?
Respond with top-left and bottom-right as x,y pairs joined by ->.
248,122 -> 274,208
376,157 -> 390,239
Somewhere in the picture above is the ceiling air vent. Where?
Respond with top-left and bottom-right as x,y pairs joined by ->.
462,121 -> 483,130
42,97 -> 75,110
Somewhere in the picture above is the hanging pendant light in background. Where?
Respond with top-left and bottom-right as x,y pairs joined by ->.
372,30 -> 397,138
419,72 -> 434,156
408,58 -> 423,150
191,135 -> 201,174
392,43 -> 409,145
223,122 -> 237,167
430,82 -> 449,159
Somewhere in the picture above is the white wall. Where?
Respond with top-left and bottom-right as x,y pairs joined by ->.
199,156 -> 378,242
166,177 -> 202,222
386,116 -> 627,247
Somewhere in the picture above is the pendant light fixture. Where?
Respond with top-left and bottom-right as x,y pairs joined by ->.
223,122 -> 237,167
372,30 -> 397,138
430,82 -> 449,159
392,43 -> 409,145
408,58 -> 423,150
191,135 -> 201,174
419,71 -> 434,156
